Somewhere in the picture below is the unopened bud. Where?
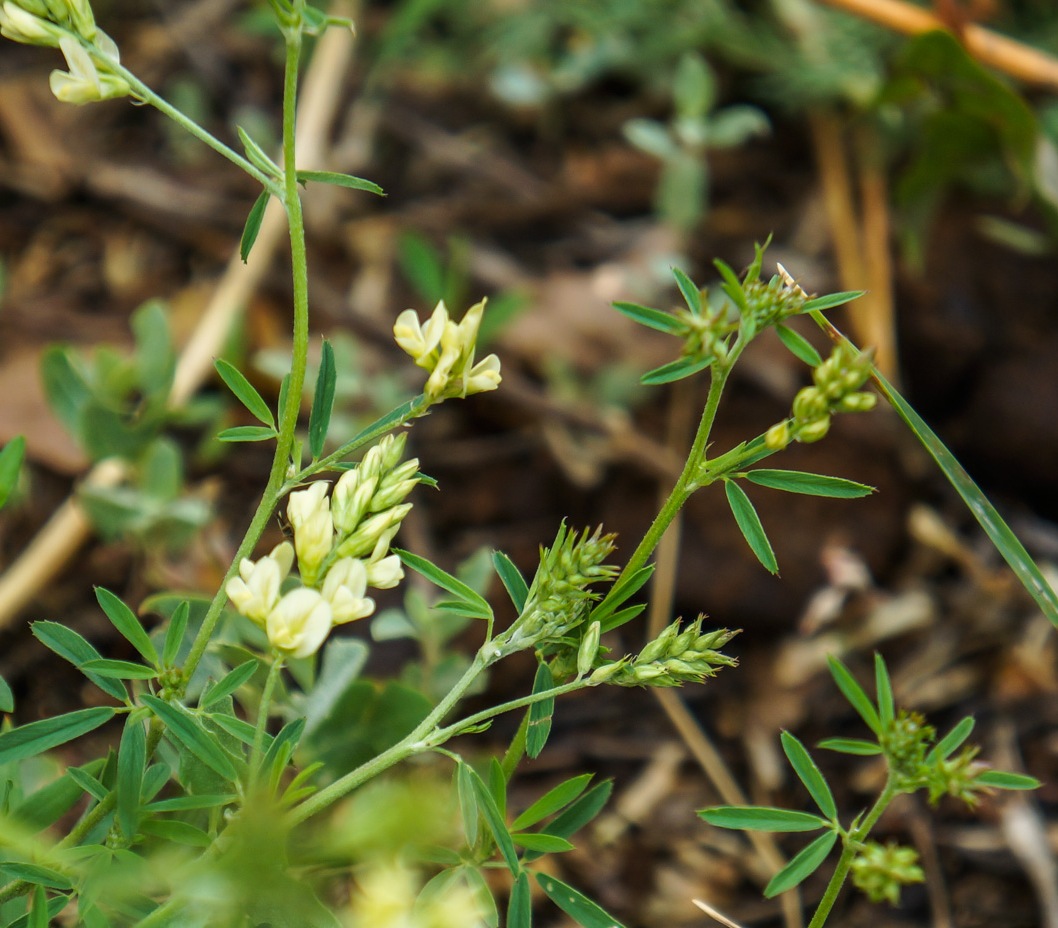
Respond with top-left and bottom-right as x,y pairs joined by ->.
836,391 -> 877,413
765,421 -> 791,451
796,416 -> 831,444
577,621 -> 601,677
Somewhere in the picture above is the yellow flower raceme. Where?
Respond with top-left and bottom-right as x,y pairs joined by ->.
321,557 -> 375,624
394,299 -> 501,402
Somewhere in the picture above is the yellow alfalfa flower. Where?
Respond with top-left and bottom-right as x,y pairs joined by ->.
225,542 -> 294,627
265,587 -> 332,658
49,34 -> 129,104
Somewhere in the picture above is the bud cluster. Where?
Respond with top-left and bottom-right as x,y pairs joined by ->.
226,434 -> 419,658
850,841 -> 925,905
765,344 -> 877,449
677,303 -> 738,367
393,299 -> 501,404
499,525 -> 617,656
740,273 -> 808,333
0,0 -> 131,104
590,617 -> 738,687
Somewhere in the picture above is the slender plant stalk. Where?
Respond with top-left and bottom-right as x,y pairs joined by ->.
182,24 -> 311,685
250,655 -> 286,789
807,778 -> 898,928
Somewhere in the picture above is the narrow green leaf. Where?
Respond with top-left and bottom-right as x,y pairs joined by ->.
725,480 -> 778,574
826,656 -> 881,735
508,872 -> 532,928
874,653 -> 894,728
95,587 -> 158,667
66,766 -> 107,801
433,599 -> 494,620
592,564 -> 654,631
492,550 -> 529,612
162,601 -> 189,668
0,707 -> 115,765
526,663 -> 555,759
217,425 -> 277,442
538,780 -> 612,841
801,290 -> 865,313
456,762 -> 479,847
10,893 -> 68,928
775,324 -> 821,367
464,866 -> 500,928
0,862 -> 72,891
0,673 -> 13,713
140,694 -> 237,781
699,805 -> 826,832
79,659 -> 158,680
612,301 -> 684,334
207,712 -> 260,746
240,189 -> 270,263
811,310 -> 1058,629
467,764 -> 520,875
296,170 -> 384,196
262,717 -> 305,792
31,621 -> 127,702
781,732 -> 836,821
640,355 -> 714,386
512,773 -> 593,832
975,770 -> 1040,790
511,832 -> 574,853
138,819 -> 212,847
116,716 -> 146,839
395,549 -> 492,619
199,660 -> 260,710
0,435 -> 25,508
744,469 -> 874,499
713,258 -> 748,313
596,603 -> 646,631
236,125 -> 281,179
308,339 -> 337,460
672,266 -> 703,315
764,830 -> 838,897
927,716 -> 975,764
28,885 -> 48,928
131,299 -> 175,398
146,793 -> 237,812
536,873 -> 627,928
488,758 -> 507,819
818,738 -> 882,755
215,358 -> 275,428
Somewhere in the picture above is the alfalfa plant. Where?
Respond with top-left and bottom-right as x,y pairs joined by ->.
0,1 -> 1049,926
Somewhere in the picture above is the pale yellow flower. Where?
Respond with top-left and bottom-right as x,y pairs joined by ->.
393,302 -> 448,367
266,588 -> 332,658
49,34 -> 128,104
321,558 -> 375,625
225,542 -> 294,627
287,480 -> 330,532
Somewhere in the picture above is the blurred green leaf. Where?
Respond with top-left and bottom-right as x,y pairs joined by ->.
975,770 -> 1040,790
162,601 -> 189,669
215,358 -> 275,428
725,480 -> 778,574
536,873 -> 626,928
116,715 -> 146,840
927,716 -> 975,764
199,660 -> 260,710
31,621 -> 128,702
672,266 -> 703,315
526,663 -> 555,759
781,731 -> 836,820
0,673 -> 12,713
95,587 -> 159,667
819,737 -> 882,755
141,695 -> 238,781
800,291 -> 864,313
240,190 -> 270,263
874,653 -> 894,728
491,550 -> 529,613
218,425 -> 277,442
775,324 -> 821,366
131,300 -> 175,399
641,355 -> 714,386
466,763 -> 520,874
512,773 -> 593,832
0,863 -> 72,891
0,436 -> 25,509
296,170 -> 384,196
308,339 -> 336,460
612,301 -> 684,334
826,655 -> 881,735
508,872 -> 531,928
764,830 -> 838,897
699,806 -> 825,832
511,832 -> 574,853
745,469 -> 873,499
0,707 -> 115,766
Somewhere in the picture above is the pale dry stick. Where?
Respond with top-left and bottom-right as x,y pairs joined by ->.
643,387 -> 804,928
815,0 -> 1058,90
855,123 -> 897,383
0,18 -> 357,631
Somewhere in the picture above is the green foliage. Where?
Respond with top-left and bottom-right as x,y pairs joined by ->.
700,654 -> 1040,917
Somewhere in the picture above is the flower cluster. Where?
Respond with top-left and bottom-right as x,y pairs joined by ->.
850,842 -> 924,906
226,434 -> 419,658
0,0 -> 130,104
590,617 -> 738,687
499,524 -> 617,657
393,299 -> 501,404
765,343 -> 877,449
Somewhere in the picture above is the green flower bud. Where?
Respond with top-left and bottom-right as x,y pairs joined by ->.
795,416 -> 830,443
792,386 -> 827,422
851,842 -> 924,906
836,391 -> 877,413
577,621 -> 601,677
764,421 -> 790,451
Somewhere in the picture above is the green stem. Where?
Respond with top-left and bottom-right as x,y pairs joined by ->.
98,51 -> 282,197
807,778 -> 898,928
250,655 -> 286,789
182,24 -> 311,684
